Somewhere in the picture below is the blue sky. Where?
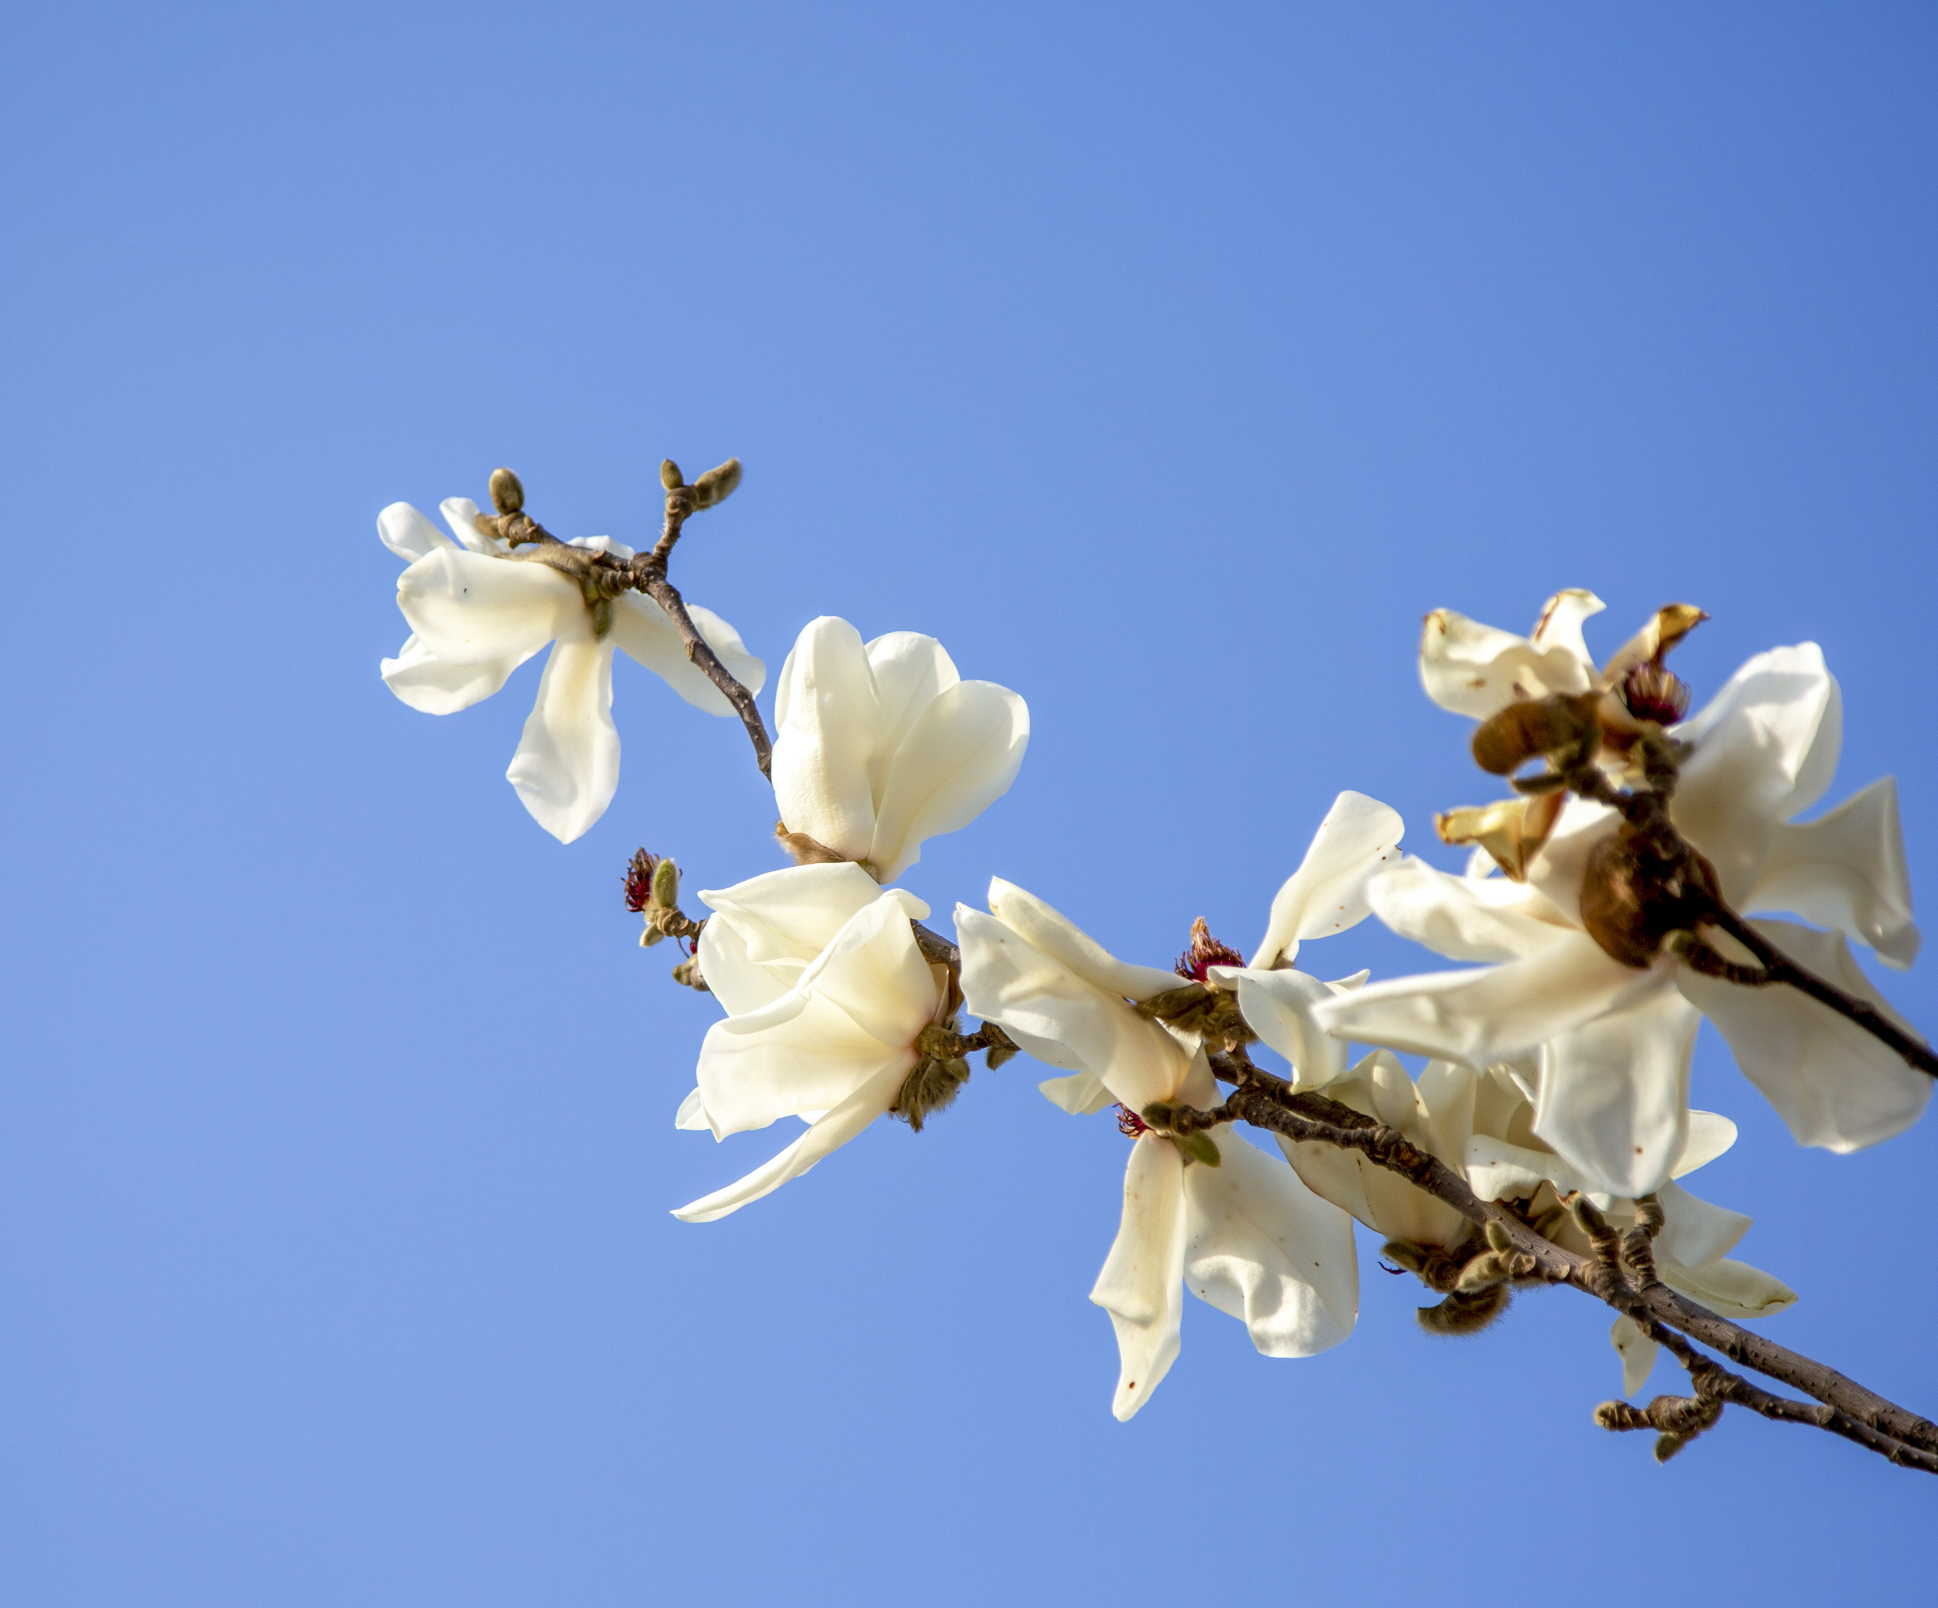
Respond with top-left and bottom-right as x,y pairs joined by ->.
5,4 -> 1936,1603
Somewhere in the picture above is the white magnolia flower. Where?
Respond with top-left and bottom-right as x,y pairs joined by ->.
671,864 -> 949,1223
957,877 -> 1362,1421
1318,628 -> 1927,1198
770,617 -> 1028,881
1277,1052 -> 1793,1396
378,499 -> 764,843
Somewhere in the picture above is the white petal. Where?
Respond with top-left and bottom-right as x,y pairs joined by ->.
505,639 -> 620,843
606,594 -> 766,717
793,896 -> 939,1049
694,988 -> 916,1137
1254,792 -> 1406,969
380,632 -> 533,715
1090,1137 -> 1188,1421
1533,984 -> 1700,1198
863,631 -> 959,789
1312,932 -> 1661,1069
1464,1134 -> 1598,1204
1215,967 -> 1347,1089
956,907 -> 1189,1111
397,546 -> 582,666
1749,777 -> 1919,968
982,881 -> 1182,1002
1653,1178 -> 1750,1269
1038,1071 -> 1117,1115
770,617 -> 884,862
439,496 -> 507,554
1671,645 -> 1842,904
1529,589 -> 1607,665
1657,1255 -> 1797,1320
1182,1133 -> 1357,1357
675,1087 -> 717,1136
1675,918 -> 1932,1152
868,681 -> 1030,882
1418,599 -> 1599,719
700,862 -> 915,967
671,1062 -> 908,1223
377,502 -> 456,561
1611,1315 -> 1658,1399
1673,1110 -> 1738,1177
1366,856 -> 1575,963
694,914 -> 795,1017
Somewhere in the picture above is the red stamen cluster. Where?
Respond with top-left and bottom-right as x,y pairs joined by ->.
623,849 -> 659,912
1116,1104 -> 1151,1137
1621,662 -> 1692,726
1175,916 -> 1245,981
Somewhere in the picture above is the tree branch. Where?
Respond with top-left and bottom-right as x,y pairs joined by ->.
1205,1060 -> 1938,1473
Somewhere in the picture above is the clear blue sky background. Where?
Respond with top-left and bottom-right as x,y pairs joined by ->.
5,4 -> 1936,1603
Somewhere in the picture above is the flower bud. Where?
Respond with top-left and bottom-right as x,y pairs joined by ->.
689,457 -> 742,509
1173,1130 -> 1222,1168
1484,1220 -> 1515,1253
660,458 -> 684,490
639,926 -> 667,949
1470,692 -> 1601,776
489,467 -> 525,515
651,857 -> 681,910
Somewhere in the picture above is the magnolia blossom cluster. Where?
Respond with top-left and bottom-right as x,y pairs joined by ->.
379,494 -> 1927,1425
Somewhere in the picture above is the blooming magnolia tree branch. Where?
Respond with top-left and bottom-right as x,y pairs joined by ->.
1193,1051 -> 1938,1472
486,460 -> 775,779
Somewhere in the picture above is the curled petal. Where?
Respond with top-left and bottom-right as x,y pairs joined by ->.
1254,791 -> 1405,969
982,881 -> 1183,1003
608,595 -> 767,716
1657,1255 -> 1797,1320
675,1087 -> 717,1137
380,632 -> 533,715
378,502 -> 457,561
1654,1178 -> 1750,1269
1091,1137 -> 1188,1421
792,896 -> 939,1049
956,906 -> 1188,1111
1750,776 -> 1919,969
1212,966 -> 1346,1089
1675,919 -> 1932,1153
869,681 -> 1030,882
1038,1071 -> 1117,1114
1183,1134 -> 1357,1358
440,496 -> 508,554
1367,856 -> 1575,963
505,639 -> 620,843
1418,595 -> 1600,720
671,1061 -> 908,1223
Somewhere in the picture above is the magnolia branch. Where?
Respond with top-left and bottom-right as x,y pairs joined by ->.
489,459 -> 775,779
1188,1052 -> 1938,1474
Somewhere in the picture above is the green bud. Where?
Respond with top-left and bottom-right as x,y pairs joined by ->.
671,956 -> 707,991
489,467 -> 525,515
1454,1252 -> 1508,1293
689,457 -> 742,509
639,924 -> 667,949
984,1040 -> 1019,1071
1140,1101 -> 1177,1130
651,858 -> 681,910
1173,1130 -> 1222,1168
660,458 -> 684,490
1484,1220 -> 1515,1253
